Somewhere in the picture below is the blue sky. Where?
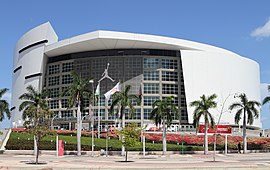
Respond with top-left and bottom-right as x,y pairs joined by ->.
0,0 -> 269,128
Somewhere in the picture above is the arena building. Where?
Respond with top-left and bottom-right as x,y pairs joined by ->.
11,22 -> 262,131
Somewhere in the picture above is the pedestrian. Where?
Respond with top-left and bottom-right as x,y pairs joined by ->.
237,142 -> 241,154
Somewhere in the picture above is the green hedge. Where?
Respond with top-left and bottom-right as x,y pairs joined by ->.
15,132 -> 270,151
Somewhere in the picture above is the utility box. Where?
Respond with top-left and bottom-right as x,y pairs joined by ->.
58,140 -> 64,156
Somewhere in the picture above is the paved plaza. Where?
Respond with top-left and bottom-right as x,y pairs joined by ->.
1,151 -> 270,169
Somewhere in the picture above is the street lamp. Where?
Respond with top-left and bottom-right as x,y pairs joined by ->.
51,115 -> 58,130
89,79 -> 95,156
81,112 -> 89,131
213,92 -> 241,162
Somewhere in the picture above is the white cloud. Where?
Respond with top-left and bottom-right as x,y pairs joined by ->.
251,18 -> 270,38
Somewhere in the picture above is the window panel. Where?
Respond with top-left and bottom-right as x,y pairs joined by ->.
143,71 -> 159,81
62,74 -> 73,84
162,71 -> 178,82
143,58 -> 159,68
48,88 -> 59,98
48,100 -> 59,109
48,76 -> 59,86
48,64 -> 60,75
61,99 -> 69,108
144,83 -> 159,94
144,96 -> 160,106
144,109 -> 152,120
162,59 -> 178,69
61,110 -> 73,118
162,84 -> 178,94
62,62 -> 74,72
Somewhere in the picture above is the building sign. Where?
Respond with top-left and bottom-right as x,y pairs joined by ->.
199,125 -> 232,134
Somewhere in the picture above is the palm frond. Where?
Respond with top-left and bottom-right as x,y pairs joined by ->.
263,96 -> 270,105
0,88 -> 8,98
246,109 -> 254,125
234,108 -> 243,124
229,102 -> 242,110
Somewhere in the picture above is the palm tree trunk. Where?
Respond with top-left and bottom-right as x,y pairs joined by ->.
35,136 -> 39,164
125,150 -> 128,162
162,118 -> 166,155
204,121 -> 208,155
243,109 -> 247,154
77,100 -> 82,156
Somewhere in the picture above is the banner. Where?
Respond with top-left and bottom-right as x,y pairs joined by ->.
95,83 -> 100,96
104,82 -> 120,100
199,125 -> 232,134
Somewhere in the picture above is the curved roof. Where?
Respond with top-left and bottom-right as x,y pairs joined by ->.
44,30 -> 238,57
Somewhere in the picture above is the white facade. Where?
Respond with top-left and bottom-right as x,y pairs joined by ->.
11,22 -> 262,129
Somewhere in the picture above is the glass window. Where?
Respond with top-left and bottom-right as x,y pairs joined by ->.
144,109 -> 152,120
48,88 -> 59,98
162,59 -> 178,69
144,96 -> 160,106
61,110 -> 73,118
143,71 -> 159,81
62,62 -> 74,72
162,84 -> 178,94
125,109 -> 141,120
162,71 -> 178,82
48,100 -> 59,109
48,64 -> 60,75
48,76 -> 59,86
143,58 -> 159,68
94,109 -> 105,120
62,74 -> 73,84
61,99 -> 69,108
144,83 -> 159,94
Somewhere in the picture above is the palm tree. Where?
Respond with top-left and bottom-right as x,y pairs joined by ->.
109,85 -> 141,155
19,85 -> 51,164
62,71 -> 93,156
229,93 -> 260,153
150,96 -> 177,155
190,94 -> 217,155
0,88 -> 11,122
263,85 -> 270,107
109,85 -> 141,126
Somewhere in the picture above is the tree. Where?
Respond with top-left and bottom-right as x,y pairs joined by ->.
19,85 -> 51,164
118,122 -> 141,162
109,85 -> 141,155
150,96 -> 177,155
190,94 -> 217,155
263,85 -> 270,107
62,71 -> 93,156
229,93 -> 260,153
0,88 -> 11,122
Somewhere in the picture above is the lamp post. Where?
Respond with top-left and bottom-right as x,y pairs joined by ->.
213,92 -> 240,162
51,115 -> 58,130
81,112 -> 89,131
89,79 -> 95,156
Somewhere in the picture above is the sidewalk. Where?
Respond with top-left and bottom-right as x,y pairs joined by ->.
1,151 -> 270,169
